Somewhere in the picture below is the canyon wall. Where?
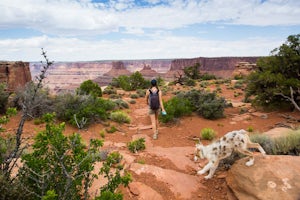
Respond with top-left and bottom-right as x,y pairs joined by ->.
30,56 -> 260,94
0,61 -> 31,92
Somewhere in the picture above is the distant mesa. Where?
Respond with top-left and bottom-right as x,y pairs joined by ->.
8,56 -> 261,94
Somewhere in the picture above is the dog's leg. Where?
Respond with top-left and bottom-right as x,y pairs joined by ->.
237,148 -> 255,166
247,142 -> 266,156
205,160 -> 220,179
197,161 -> 212,175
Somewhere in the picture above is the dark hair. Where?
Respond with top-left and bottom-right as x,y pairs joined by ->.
151,79 -> 157,86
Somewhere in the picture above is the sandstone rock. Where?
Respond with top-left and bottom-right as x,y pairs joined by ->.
0,61 -> 31,91
130,163 -> 201,199
128,181 -> 164,200
226,156 -> 300,200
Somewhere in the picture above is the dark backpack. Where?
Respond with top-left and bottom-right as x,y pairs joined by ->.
149,89 -> 160,110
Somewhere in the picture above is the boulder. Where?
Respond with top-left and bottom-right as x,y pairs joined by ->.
226,155 -> 300,200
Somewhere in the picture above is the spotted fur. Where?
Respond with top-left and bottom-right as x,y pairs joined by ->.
194,129 -> 266,179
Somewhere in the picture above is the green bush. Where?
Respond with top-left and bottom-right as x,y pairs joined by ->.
17,114 -> 131,199
130,93 -> 139,99
129,99 -> 136,104
103,86 -> 117,95
106,126 -> 118,133
113,99 -> 129,109
159,96 -> 192,123
77,80 -> 102,97
112,72 -> 149,91
127,138 -> 146,153
136,89 -> 146,97
201,128 -> 216,140
0,83 -> 9,114
272,131 -> 300,155
54,93 -> 115,128
178,89 -> 227,119
250,130 -> 300,155
13,82 -> 54,118
110,111 -> 131,124
200,73 -> 216,80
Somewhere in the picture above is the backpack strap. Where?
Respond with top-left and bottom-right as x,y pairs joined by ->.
149,88 -> 159,94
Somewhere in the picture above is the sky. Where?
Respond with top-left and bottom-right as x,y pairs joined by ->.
0,0 -> 300,62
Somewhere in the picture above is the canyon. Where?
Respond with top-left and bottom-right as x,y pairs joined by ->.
29,56 -> 259,94
1,56 -> 259,94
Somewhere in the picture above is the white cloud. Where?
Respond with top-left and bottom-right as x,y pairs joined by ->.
0,35 -> 283,61
0,0 -> 299,37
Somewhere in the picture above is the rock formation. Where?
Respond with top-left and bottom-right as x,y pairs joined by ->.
232,61 -> 257,78
0,61 -> 31,92
226,156 -> 300,200
29,56 -> 260,94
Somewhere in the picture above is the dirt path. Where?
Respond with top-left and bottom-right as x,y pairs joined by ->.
2,84 -> 300,199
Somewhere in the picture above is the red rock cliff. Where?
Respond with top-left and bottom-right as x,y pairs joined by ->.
0,61 -> 32,91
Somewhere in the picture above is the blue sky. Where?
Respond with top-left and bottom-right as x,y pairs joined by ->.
0,0 -> 299,61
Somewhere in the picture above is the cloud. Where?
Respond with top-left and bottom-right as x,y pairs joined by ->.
0,35 -> 283,61
0,0 -> 299,37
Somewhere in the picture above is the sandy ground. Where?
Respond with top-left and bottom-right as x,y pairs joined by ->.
2,82 -> 300,199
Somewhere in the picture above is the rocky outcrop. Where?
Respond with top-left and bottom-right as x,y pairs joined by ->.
226,156 -> 300,200
232,61 -> 257,78
168,57 -> 259,78
0,61 -> 31,91
28,56 -> 261,94
30,61 -> 112,93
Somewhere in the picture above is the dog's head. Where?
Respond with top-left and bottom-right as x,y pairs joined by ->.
194,141 -> 204,161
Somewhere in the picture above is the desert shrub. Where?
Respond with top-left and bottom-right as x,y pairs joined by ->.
77,80 -> 102,97
54,93 -> 115,127
103,86 -> 117,95
250,130 -> 300,155
19,113 -> 131,199
200,73 -> 216,80
250,134 -> 274,155
130,93 -> 139,99
272,131 -> 300,155
110,111 -> 131,124
109,94 -> 122,99
0,174 -> 31,200
112,72 -> 149,91
129,99 -> 136,104
106,126 -> 118,133
233,80 -> 244,89
0,83 -> 9,114
136,89 -> 146,97
178,89 -> 226,119
159,96 -> 192,123
113,99 -> 129,109
199,81 -> 209,88
12,82 -> 54,118
127,138 -> 146,153
185,78 -> 196,86
98,152 -> 132,199
201,128 -> 216,140
247,126 -> 254,132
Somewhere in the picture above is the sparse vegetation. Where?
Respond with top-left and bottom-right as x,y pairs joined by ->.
201,128 -> 217,140
127,138 -> 146,153
110,111 -> 131,124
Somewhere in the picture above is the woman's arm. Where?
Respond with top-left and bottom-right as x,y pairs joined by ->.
159,91 -> 165,111
145,89 -> 150,105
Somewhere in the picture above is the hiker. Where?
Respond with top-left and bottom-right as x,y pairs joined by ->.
145,79 -> 166,140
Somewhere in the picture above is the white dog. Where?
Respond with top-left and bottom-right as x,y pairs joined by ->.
194,129 -> 266,179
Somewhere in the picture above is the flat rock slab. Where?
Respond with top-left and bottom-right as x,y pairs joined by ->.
130,163 -> 201,199
226,155 -> 300,200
